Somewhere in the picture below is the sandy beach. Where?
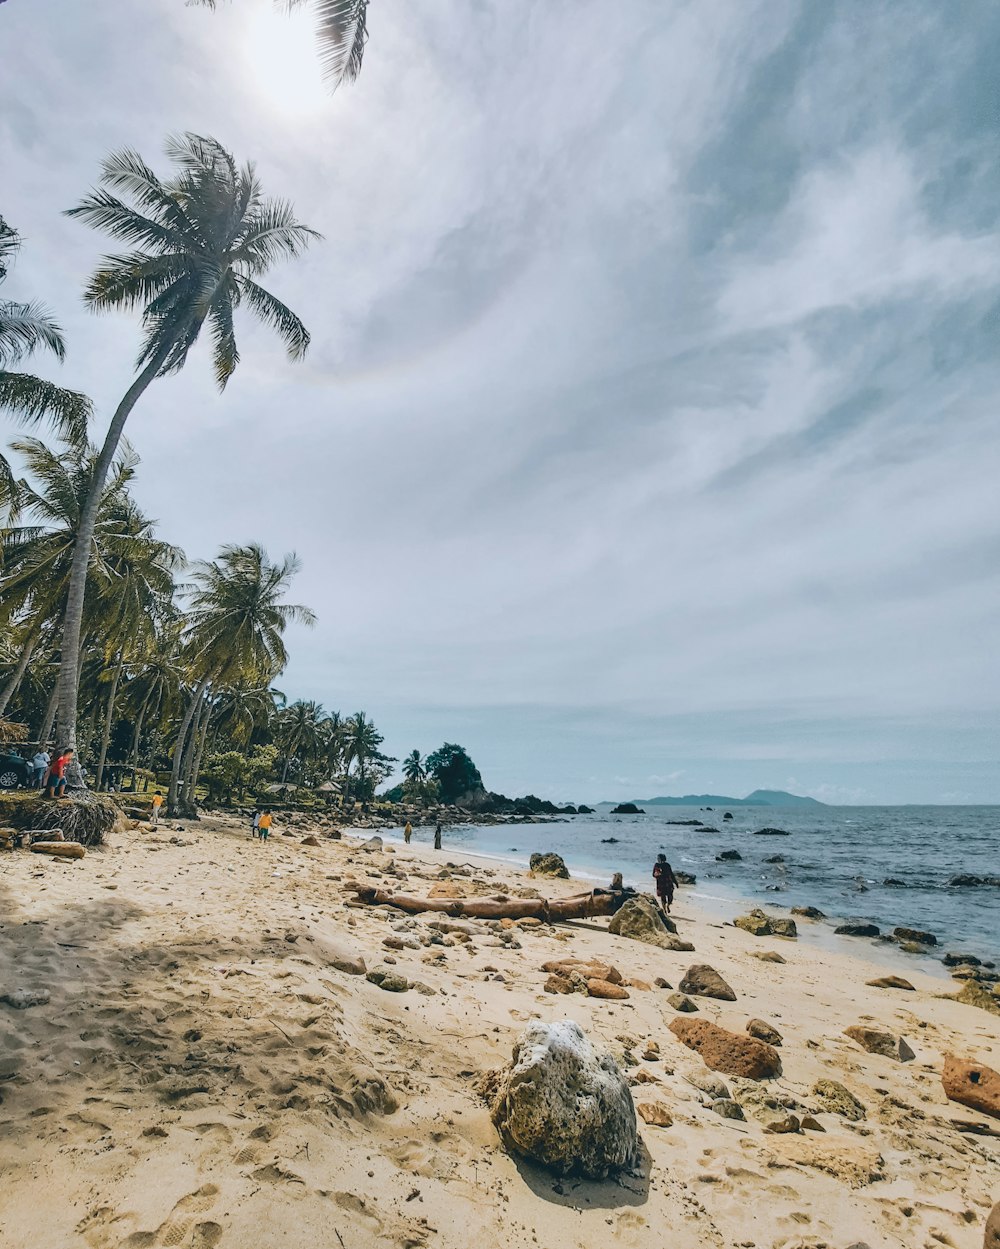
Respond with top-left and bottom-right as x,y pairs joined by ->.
2,817 -> 998,1249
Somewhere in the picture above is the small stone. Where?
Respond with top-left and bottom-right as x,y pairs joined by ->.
587,978 -> 630,1000
844,1025 -> 914,1062
668,992 -> 698,1012
636,1102 -> 673,1127
800,1115 -> 825,1132
866,975 -> 915,991
746,1018 -> 783,1046
1,988 -> 51,1009
679,964 -> 736,1001
750,950 -> 786,964
366,967 -> 409,993
642,1042 -> 660,1060
944,952 -> 982,966
763,1113 -> 800,1134
654,977 -> 672,989
687,1070 -> 731,1099
711,1098 -> 745,1120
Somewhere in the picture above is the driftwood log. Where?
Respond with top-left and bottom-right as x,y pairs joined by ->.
30,841 -> 86,859
346,885 -> 635,922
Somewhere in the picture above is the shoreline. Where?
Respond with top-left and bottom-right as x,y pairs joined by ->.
2,814 -> 998,1249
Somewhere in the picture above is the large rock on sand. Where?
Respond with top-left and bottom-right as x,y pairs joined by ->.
483,1020 -> 638,1178
669,1017 -> 781,1079
985,1201 -> 1000,1249
844,1025 -> 915,1062
608,895 -> 694,951
529,852 -> 569,878
942,1054 -> 1000,1120
679,964 -> 736,1001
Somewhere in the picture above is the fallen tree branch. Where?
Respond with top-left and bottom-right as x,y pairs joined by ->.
345,885 -> 635,922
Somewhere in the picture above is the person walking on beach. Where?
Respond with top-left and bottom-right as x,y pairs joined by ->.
652,852 -> 678,914
404,820 -> 412,844
433,821 -> 442,850
251,810 -> 261,838
31,748 -> 50,788
44,747 -> 73,799
258,811 -> 272,841
150,791 -> 163,827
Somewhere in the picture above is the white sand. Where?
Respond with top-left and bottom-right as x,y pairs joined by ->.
1,817 -> 998,1249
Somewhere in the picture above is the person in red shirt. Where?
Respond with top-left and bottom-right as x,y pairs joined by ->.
44,747 -> 74,799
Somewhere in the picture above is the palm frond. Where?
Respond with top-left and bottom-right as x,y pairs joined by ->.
236,277 -> 310,359
0,300 -> 68,366
0,371 -> 92,440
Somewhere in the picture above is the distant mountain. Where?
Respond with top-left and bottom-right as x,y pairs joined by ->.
619,789 -> 827,808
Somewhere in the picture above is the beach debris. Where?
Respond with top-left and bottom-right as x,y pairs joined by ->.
942,1055 -> 1000,1120
866,975 -> 915,991
668,992 -> 698,1012
528,852 -> 569,878
763,1113 -> 801,1133
953,981 -> 1000,1016
607,894 -> 693,951
711,1098 -> 745,1120
985,1200 -> 1000,1249
893,925 -> 936,945
29,841 -> 85,859
587,978 -> 630,1000
791,905 -> 825,919
843,1026 -> 914,1062
1,987 -> 51,1009
834,922 -> 881,938
346,883 -> 633,921
747,1019 -> 783,1046
670,1018 -> 781,1079
636,1102 -> 672,1127
811,1078 -> 866,1121
366,966 -> 409,993
751,950 -> 786,964
481,1020 -> 638,1178
717,849 -> 742,861
679,964 -> 737,1001
754,827 -> 790,836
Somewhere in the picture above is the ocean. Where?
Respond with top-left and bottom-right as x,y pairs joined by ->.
384,804 -> 1000,969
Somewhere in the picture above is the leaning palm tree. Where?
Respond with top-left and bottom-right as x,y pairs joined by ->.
0,214 -> 91,433
57,134 -> 319,754
192,0 -> 369,91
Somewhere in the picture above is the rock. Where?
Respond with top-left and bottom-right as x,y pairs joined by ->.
301,835 -> 320,846
883,877 -> 908,887
541,959 -> 623,984
679,964 -> 737,1001
587,978 -> 630,1000
642,1042 -> 659,1060
754,827 -> 790,836
668,993 -> 697,1012
791,905 -> 825,919
866,975 -> 915,991
654,977 -> 672,989
716,850 -> 742,861
747,1019 -> 783,1046
636,1102 -> 672,1127
942,1054 -> 1000,1120
954,981 -> 1000,1016
834,922 -> 880,938
734,908 -> 773,936
674,870 -> 697,885
711,1098 -> 745,1120
944,951 -> 982,966
898,941 -> 926,954
844,1025 -> 914,1062
610,803 -> 643,815
811,1078 -> 866,1121
669,1018 -> 781,1079
985,1201 -> 1000,1249
893,926 -> 936,946
723,812 -> 733,820
763,1114 -> 800,1134
484,1020 -> 638,1178
800,1115 -> 825,1132
764,854 -> 785,864
949,874 -> 1000,887
360,836 -> 384,851
686,1071 -> 730,1099
608,895 -> 693,951
1,987 -> 51,1009
366,966 -> 409,993
544,973 -> 577,995
751,950 -> 786,964
529,852 -> 569,878
600,837 -> 619,844
770,917 -> 797,938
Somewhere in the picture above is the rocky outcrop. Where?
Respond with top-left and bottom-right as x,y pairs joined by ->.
746,1018 -> 783,1046
791,905 -> 825,919
611,803 -> 643,815
608,895 -> 694,951
954,982 -> 1000,1016
812,1078 -> 866,1121
717,849 -> 742,861
948,874 -> 1000,887
733,909 -> 797,939
893,925 -> 937,945
942,1055 -> 1000,1120
529,852 -> 569,878
669,1018 -> 781,1079
483,1020 -> 638,1177
754,827 -> 790,836
844,1025 -> 914,1062
834,922 -> 880,937
679,964 -> 737,1001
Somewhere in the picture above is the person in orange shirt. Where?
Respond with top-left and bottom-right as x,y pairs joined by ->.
258,811 -> 272,841
150,791 -> 163,826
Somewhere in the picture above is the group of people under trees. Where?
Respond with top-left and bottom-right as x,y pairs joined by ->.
27,746 -> 75,799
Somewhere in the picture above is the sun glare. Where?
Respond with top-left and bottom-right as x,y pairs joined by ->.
243,6 -> 327,118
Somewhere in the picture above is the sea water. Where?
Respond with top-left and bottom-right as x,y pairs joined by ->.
387,804 -> 1000,967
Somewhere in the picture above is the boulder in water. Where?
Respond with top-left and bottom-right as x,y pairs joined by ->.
716,849 -> 742,861
834,922 -> 880,938
893,926 -> 937,946
483,1020 -> 638,1177
754,827 -> 790,836
611,803 -> 643,815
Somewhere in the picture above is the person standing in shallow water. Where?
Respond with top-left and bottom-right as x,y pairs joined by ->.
652,852 -> 678,914
433,822 -> 442,850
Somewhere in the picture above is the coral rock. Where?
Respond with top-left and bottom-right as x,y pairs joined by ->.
669,1018 -> 781,1080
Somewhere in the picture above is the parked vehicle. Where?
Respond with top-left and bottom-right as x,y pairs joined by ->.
0,750 -> 32,790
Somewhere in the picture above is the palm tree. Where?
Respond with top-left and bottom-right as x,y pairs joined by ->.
402,749 -> 424,785
0,215 -> 91,434
275,698 -> 327,783
168,543 -> 315,814
193,0 -> 369,91
57,134 -> 318,755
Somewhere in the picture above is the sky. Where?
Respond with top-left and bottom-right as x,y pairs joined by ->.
1,0 -> 999,805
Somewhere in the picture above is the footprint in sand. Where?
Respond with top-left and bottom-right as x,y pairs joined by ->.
117,1184 -> 221,1249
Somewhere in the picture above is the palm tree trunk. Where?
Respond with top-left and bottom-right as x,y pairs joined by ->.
186,701 -> 212,809
167,676 -> 208,816
179,694 -> 205,808
0,630 -> 38,716
55,345 -> 174,753
94,650 -> 124,791
38,682 -> 58,746
128,688 -> 154,771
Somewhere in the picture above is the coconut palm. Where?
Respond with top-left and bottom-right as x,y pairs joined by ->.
56,133 -> 318,754
0,215 -> 91,435
168,542 -> 315,813
193,0 -> 369,91
275,698 -> 328,783
402,749 -> 424,785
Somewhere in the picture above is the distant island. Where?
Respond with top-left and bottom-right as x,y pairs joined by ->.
615,789 -> 827,809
